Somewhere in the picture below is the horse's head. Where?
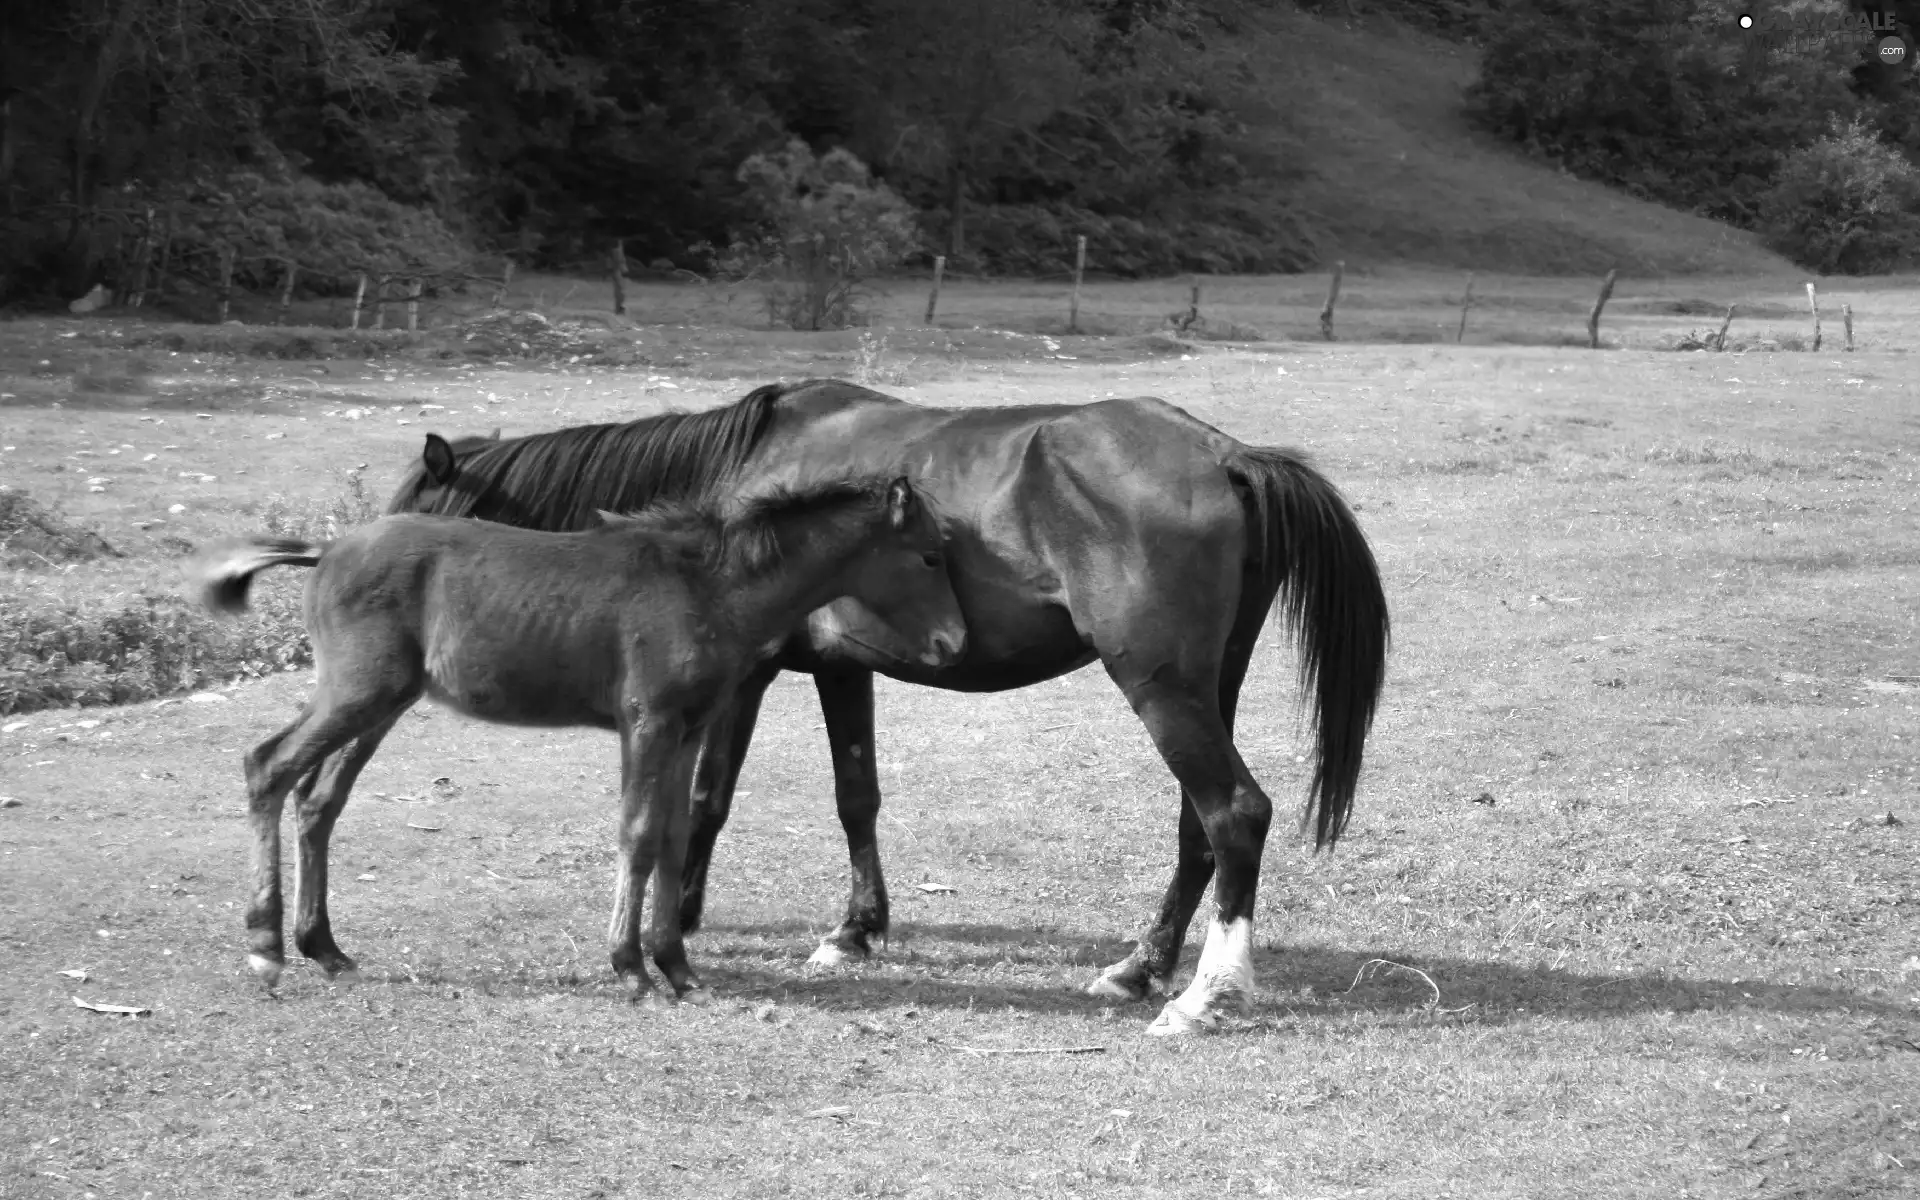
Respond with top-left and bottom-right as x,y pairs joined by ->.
390,430 -> 503,515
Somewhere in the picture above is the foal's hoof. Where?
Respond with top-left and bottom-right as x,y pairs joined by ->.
676,985 -> 714,1007
807,940 -> 864,968
325,966 -> 365,987
1148,1000 -> 1220,1037
247,953 -> 285,988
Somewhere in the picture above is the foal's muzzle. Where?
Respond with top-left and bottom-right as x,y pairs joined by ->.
923,630 -> 966,668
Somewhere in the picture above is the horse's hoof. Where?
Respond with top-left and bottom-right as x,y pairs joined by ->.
807,941 -> 862,968
677,985 -> 714,1007
322,961 -> 363,985
1085,970 -> 1147,1003
1148,1000 -> 1219,1037
247,953 -> 284,987
619,972 -> 652,1001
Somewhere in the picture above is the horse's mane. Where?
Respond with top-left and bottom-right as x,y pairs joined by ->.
598,475 -> 897,579
387,383 -> 790,528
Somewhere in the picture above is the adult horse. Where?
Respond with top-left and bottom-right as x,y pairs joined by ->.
390,379 -> 1390,1033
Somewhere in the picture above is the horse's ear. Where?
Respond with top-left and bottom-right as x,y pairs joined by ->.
886,476 -> 915,529
489,427 -> 502,441
421,433 -> 457,485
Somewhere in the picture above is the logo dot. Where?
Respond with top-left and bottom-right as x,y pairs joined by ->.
1738,13 -> 1754,29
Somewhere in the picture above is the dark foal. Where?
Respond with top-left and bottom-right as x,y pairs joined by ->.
389,381 -> 1390,1034
190,474 -> 965,999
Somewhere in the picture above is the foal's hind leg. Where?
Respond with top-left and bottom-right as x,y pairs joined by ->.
243,690 -> 403,986
291,713 -> 408,980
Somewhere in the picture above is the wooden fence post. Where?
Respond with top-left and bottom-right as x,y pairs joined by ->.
1068,236 -> 1087,334
406,277 -> 422,332
373,275 -> 389,330
123,206 -> 155,308
1587,269 -> 1617,349
1714,304 -> 1736,351
276,260 -> 297,325
1804,282 -> 1821,351
350,273 -> 368,330
1455,271 -> 1474,343
494,259 -> 514,308
145,208 -> 173,309
610,240 -> 627,315
1842,302 -> 1853,351
216,243 -> 235,324
1320,261 -> 1344,341
925,255 -> 945,325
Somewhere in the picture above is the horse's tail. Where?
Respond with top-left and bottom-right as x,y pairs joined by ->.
1227,446 -> 1390,851
188,536 -> 326,615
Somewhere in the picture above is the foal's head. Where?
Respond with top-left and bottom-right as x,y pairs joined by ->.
732,476 -> 968,670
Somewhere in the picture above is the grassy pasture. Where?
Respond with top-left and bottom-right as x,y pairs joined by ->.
2,276 -> 1918,1198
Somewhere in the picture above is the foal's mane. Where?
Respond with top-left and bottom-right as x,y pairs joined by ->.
387,383 -> 788,528
600,475 -> 899,579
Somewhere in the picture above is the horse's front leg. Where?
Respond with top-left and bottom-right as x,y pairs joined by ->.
808,666 -> 889,966
680,661 -> 779,935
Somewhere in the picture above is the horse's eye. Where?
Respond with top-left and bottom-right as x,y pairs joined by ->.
921,552 -> 943,568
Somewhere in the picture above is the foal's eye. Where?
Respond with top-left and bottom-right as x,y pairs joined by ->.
921,551 -> 943,568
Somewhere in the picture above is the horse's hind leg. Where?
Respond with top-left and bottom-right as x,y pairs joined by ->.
291,711 -> 409,980
1089,576 -> 1268,1003
1121,678 -> 1273,1035
807,666 -> 889,967
679,661 -> 778,935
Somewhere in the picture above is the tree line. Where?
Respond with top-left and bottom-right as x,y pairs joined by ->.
2,0 -> 1918,314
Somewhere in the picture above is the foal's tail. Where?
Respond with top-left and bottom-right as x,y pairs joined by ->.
188,536 -> 326,615
1227,447 -> 1391,851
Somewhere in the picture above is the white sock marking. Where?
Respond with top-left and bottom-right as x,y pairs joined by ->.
1169,915 -> 1255,1019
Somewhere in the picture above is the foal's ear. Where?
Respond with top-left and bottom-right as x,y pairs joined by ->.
421,433 -> 457,486
886,476 -> 916,529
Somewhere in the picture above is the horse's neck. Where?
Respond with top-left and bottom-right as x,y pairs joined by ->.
725,507 -> 875,638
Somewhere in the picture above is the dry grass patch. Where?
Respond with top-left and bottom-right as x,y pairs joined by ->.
2,305 -> 1918,1198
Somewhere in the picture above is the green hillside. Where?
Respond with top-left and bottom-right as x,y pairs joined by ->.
1260,6 -> 1797,276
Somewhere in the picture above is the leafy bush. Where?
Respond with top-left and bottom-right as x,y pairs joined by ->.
0,474 -> 381,716
730,141 -> 922,330
0,488 -> 121,567
1759,117 -> 1920,273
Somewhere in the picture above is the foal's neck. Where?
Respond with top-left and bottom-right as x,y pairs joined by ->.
725,502 -> 880,640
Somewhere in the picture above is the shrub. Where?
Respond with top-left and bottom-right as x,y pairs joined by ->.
1759,117 -> 1920,273
0,474 -> 381,716
730,141 -> 921,330
0,488 -> 121,567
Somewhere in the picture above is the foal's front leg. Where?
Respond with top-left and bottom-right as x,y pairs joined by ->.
607,715 -> 704,1000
